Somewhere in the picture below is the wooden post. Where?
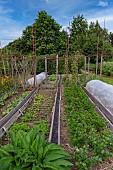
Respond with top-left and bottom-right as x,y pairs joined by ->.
56,54 -> 58,79
10,50 -> 14,78
45,57 -> 47,79
96,21 -> 99,76
0,41 -> 6,76
88,57 -> 90,78
100,20 -> 105,80
100,55 -> 103,79
96,55 -> 98,76
65,36 -> 69,77
65,24 -> 70,78
84,56 -> 86,79
32,24 -> 36,87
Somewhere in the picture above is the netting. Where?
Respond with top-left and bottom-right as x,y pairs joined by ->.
26,72 -> 46,86
86,80 -> 113,113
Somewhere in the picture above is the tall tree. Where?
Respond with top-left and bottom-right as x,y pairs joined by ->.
5,11 -> 63,56
83,21 -> 103,56
70,14 -> 88,53
84,21 -> 113,58
35,11 -> 61,55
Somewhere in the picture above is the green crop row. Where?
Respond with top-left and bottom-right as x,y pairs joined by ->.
2,91 -> 30,116
64,84 -> 113,170
0,89 -> 73,170
0,90 -> 18,106
9,94 -> 49,135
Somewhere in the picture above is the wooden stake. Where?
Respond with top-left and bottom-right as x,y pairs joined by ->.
32,24 -> 36,87
88,57 -> 90,78
45,57 -> 47,79
56,54 -> 58,79
100,54 -> 103,79
84,56 -> 86,79
96,21 -> 99,76
100,19 -> 105,79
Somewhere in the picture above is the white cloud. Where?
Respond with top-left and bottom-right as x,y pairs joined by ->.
0,29 -> 23,47
0,15 -> 24,47
88,15 -> 113,24
0,3 -> 24,47
98,1 -> 108,7
84,4 -> 113,32
87,13 -> 113,33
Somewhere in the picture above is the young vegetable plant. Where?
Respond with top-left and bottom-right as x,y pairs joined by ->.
2,91 -> 30,116
64,83 -> 113,170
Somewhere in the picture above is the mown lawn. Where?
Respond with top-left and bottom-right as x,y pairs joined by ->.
79,73 -> 113,86
102,76 -> 113,85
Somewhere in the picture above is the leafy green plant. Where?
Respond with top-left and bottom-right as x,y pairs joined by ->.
64,83 -> 113,169
10,120 -> 49,136
0,129 -> 73,170
48,74 -> 56,81
8,93 -> 49,140
2,91 -> 30,116
0,90 -> 18,106
10,122 -> 30,133
102,61 -> 113,76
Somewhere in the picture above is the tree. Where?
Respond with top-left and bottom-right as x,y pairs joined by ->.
70,14 -> 88,53
83,20 -> 113,61
35,11 -> 61,55
20,26 -> 32,54
4,11 -> 63,56
83,21 -> 103,56
58,29 -> 67,56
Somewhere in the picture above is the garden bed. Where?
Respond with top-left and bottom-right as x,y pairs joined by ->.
0,79 -> 57,146
2,76 -> 113,169
0,87 -> 33,118
64,83 -> 113,170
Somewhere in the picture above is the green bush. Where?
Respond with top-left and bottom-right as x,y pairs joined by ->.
48,74 -> 56,81
103,61 -> 113,76
82,61 -> 113,77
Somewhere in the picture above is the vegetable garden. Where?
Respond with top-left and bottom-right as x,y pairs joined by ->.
1,10 -> 113,169
1,51 -> 113,170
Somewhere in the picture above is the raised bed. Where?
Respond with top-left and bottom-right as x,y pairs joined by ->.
64,83 -> 113,170
0,79 -> 57,145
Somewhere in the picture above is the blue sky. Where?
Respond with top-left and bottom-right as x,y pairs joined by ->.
0,0 -> 113,47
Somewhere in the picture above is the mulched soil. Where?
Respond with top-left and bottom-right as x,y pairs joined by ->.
94,158 -> 113,170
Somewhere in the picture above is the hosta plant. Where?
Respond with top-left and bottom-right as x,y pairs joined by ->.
0,128 -> 73,170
